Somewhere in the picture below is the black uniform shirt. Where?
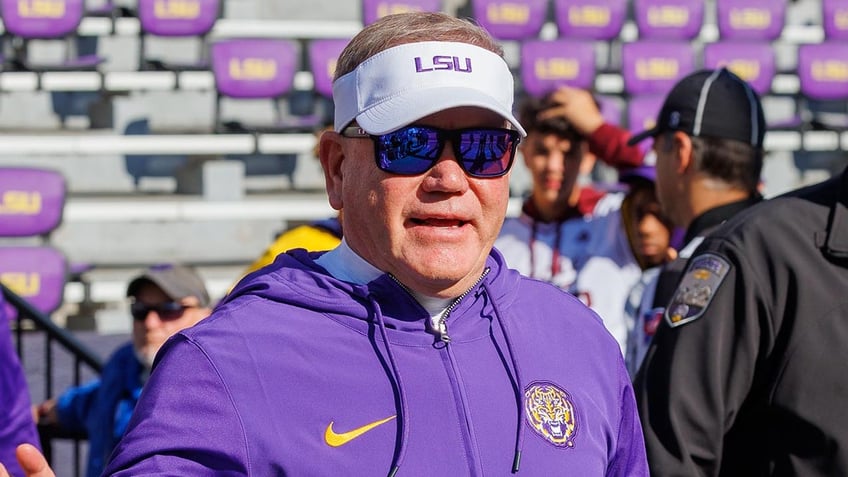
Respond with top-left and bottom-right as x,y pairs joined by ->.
651,195 -> 764,311
635,166 -> 848,476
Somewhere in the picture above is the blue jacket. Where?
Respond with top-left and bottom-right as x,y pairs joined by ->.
0,294 -> 40,476
106,248 -> 647,475
57,342 -> 143,477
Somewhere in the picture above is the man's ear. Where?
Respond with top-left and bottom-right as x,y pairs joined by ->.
319,130 -> 345,211
672,131 -> 693,174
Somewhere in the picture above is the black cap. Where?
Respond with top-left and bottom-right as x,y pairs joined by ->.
627,68 -> 766,149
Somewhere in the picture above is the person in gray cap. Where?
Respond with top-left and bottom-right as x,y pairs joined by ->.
32,263 -> 211,477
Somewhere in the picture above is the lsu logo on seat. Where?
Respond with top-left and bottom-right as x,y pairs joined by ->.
0,190 -> 41,215
16,0 -> 65,18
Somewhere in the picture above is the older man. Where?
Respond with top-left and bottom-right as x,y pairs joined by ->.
32,264 -> 212,477
2,12 -> 647,477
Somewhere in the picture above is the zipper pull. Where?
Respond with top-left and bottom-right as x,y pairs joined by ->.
438,319 -> 451,344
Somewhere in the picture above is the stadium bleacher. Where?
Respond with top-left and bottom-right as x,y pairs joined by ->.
0,0 -> 845,335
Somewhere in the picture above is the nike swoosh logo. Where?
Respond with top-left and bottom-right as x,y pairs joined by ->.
324,415 -> 396,447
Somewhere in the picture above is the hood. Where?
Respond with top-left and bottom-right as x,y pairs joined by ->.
222,248 -> 523,340
224,248 -> 372,318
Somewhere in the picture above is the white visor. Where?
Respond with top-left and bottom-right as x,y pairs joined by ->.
333,41 -> 526,137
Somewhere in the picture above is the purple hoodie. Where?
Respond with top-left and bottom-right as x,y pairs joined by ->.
1,294 -> 40,477
105,249 -> 647,476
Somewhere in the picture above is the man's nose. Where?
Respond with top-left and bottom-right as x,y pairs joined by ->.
423,142 -> 470,191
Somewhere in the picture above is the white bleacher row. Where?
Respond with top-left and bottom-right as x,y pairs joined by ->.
0,129 -> 843,155
0,68 -> 805,98
0,17 -> 361,40
0,16 -> 828,43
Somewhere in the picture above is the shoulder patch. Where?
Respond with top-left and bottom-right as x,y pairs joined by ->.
665,253 -> 731,328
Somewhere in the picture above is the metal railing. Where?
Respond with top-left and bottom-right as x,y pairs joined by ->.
3,284 -> 103,477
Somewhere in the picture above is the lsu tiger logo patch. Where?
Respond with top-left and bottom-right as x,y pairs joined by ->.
665,253 -> 730,328
524,381 -> 578,448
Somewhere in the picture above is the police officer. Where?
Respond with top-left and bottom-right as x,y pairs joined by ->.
624,68 -> 765,373
635,164 -> 848,473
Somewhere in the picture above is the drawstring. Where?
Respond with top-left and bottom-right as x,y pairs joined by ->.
529,221 -> 562,280
367,294 -> 409,477
482,281 -> 526,473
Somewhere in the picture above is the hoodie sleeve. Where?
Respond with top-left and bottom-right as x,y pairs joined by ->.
0,305 -> 40,476
104,334 -> 249,476
607,357 -> 649,477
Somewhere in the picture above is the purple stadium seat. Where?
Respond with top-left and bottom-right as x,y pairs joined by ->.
213,39 -> 297,104
621,41 -> 695,96
0,168 -> 64,237
361,0 -> 442,26
823,0 -> 848,40
0,247 -> 67,317
703,41 -> 775,95
553,0 -> 627,40
597,95 -> 622,126
627,95 -> 664,152
137,0 -> 220,73
0,168 -> 69,316
212,38 -> 320,133
520,39 -> 596,96
307,38 -> 349,127
471,0 -> 548,40
716,0 -> 786,41
798,42 -> 848,101
308,39 -> 349,100
634,0 -> 704,40
0,0 -> 105,71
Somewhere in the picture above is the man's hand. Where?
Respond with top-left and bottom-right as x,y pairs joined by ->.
0,444 -> 55,477
539,86 -> 605,136
32,399 -> 58,425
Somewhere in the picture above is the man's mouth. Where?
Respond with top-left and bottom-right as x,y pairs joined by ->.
410,218 -> 468,227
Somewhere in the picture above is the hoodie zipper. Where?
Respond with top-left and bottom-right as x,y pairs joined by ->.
435,268 -> 491,344
442,270 -> 491,477
388,268 -> 492,476
388,268 -> 491,343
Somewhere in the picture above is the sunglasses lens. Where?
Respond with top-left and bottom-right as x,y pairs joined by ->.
131,302 -> 186,321
130,302 -> 148,321
374,127 -> 518,178
158,302 -> 186,320
375,127 -> 441,175
457,129 -> 518,178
